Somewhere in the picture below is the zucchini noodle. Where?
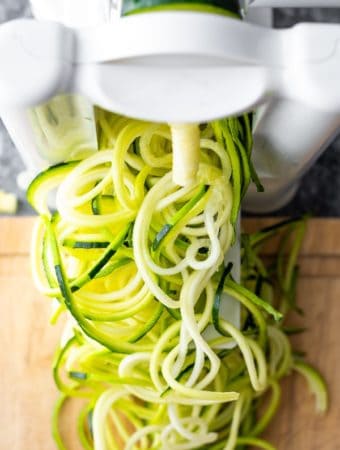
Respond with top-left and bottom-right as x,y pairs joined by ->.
28,110 -> 328,449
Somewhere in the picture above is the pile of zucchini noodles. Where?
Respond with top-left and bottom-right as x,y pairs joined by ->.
28,110 -> 327,450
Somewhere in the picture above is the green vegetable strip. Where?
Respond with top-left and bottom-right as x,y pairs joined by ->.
52,394 -> 68,450
225,287 -> 268,348
218,119 -> 241,226
240,114 -> 253,157
249,158 -> 265,193
152,184 -> 208,250
282,326 -> 306,335
94,258 -> 131,279
63,240 -> 110,249
226,279 -> 283,322
236,437 -> 277,450
250,381 -> 281,437
235,135 -> 251,200
42,231 -> 59,289
91,196 -> 101,215
294,361 -> 328,414
91,195 -> 115,216
283,220 -> 306,294
212,263 -> 234,336
128,302 -> 163,343
53,336 -> 80,393
70,225 -> 130,292
77,403 -> 94,450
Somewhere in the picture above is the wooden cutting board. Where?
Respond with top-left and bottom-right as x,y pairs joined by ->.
1,217 -> 340,450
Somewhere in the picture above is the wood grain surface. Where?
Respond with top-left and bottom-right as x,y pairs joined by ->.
1,217 -> 340,450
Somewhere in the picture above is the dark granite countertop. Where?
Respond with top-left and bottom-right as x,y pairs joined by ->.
0,2 -> 340,216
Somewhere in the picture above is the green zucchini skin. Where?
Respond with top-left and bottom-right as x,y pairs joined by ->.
27,161 -> 79,215
122,0 -> 240,17
70,224 -> 131,292
152,184 -> 208,251
63,240 -> 110,249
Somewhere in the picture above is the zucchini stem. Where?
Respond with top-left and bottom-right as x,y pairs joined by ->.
170,123 -> 200,186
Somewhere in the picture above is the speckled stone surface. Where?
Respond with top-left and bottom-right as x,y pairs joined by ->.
0,2 -> 340,215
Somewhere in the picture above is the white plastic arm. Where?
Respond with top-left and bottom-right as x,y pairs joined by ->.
243,100 -> 340,212
249,0 -> 340,6
0,109 -> 47,174
243,22 -> 340,212
0,19 -> 74,108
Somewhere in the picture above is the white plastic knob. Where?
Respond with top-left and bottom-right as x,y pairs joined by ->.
30,0 -> 115,28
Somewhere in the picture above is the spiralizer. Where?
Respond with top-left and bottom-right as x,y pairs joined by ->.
0,0 -> 339,332
0,0 -> 339,203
